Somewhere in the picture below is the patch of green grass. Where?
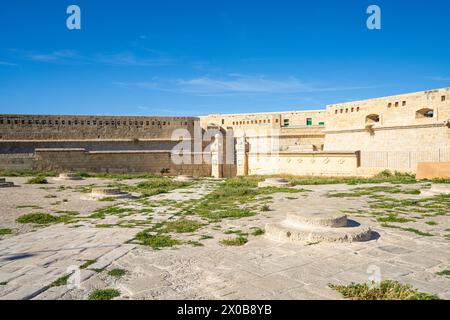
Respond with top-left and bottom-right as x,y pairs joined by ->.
133,231 -> 181,249
425,221 -> 438,226
50,274 -> 71,287
179,177 -> 306,222
285,197 -> 298,200
376,215 -> 413,223
88,205 -> 134,219
119,177 -> 192,197
0,170 -> 57,177
329,280 -> 440,300
220,236 -> 248,246
26,176 -> 48,184
436,269 -> 450,277
380,223 -> 433,236
251,228 -> 265,236
55,210 -> 79,216
0,228 -> 12,235
80,260 -> 96,269
288,171 -> 420,186
108,268 -> 127,278
160,219 -> 204,233
88,288 -> 121,300
199,235 -> 213,240
261,205 -> 271,212
76,172 -> 158,180
224,229 -> 248,236
16,213 -> 60,224
328,186 -> 421,198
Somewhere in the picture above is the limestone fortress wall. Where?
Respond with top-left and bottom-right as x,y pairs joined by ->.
0,87 -> 449,177
0,115 -> 197,140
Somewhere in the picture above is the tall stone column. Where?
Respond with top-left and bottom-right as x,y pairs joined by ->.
236,135 -> 249,176
211,133 -> 224,178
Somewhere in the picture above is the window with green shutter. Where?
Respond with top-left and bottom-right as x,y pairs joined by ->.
306,118 -> 312,126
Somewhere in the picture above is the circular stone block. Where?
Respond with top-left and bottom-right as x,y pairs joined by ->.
258,177 -> 291,188
286,212 -> 348,228
265,221 -> 372,243
174,175 -> 196,182
54,173 -> 83,181
84,188 -> 132,200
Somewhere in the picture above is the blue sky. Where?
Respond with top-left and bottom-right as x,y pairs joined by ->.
0,0 -> 449,116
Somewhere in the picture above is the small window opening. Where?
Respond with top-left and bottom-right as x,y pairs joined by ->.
365,114 -> 380,124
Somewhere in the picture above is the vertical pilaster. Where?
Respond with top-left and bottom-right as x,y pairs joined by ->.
236,135 -> 249,176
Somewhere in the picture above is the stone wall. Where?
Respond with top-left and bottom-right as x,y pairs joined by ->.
200,110 -> 326,133
247,151 -> 359,176
416,162 -> 450,179
324,87 -> 450,152
0,149 -> 211,176
0,114 -> 198,140
35,149 -> 211,176
0,154 -> 36,171
0,139 -> 191,154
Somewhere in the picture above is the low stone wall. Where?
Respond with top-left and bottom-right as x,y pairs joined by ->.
416,162 -> 450,179
0,149 -> 211,176
247,151 -> 360,176
34,149 -> 211,176
0,154 -> 36,171
0,139 -> 187,154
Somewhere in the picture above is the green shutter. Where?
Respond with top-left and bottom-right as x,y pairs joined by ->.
306,118 -> 312,126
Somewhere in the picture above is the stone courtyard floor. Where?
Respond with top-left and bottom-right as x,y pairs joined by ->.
0,176 -> 449,300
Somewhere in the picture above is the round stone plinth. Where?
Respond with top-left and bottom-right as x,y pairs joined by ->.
265,210 -> 372,243
265,221 -> 372,243
258,178 -> 291,188
0,178 -> 14,188
175,175 -> 196,182
421,184 -> 450,196
83,188 -> 132,200
54,173 -> 84,181
286,212 -> 348,228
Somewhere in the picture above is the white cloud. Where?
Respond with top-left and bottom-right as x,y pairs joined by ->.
115,74 -> 379,96
0,61 -> 18,67
24,50 -> 174,67
177,75 -> 310,93
426,76 -> 450,82
176,74 -> 379,95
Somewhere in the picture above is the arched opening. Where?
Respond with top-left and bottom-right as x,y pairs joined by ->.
416,108 -> 434,119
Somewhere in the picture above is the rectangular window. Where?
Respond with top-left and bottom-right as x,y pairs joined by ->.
306,118 -> 312,126
402,101 -> 406,106
442,96 -> 446,102
283,119 -> 289,127
318,122 -> 325,126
